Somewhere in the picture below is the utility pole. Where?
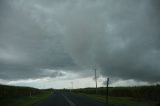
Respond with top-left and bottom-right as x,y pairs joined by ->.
71,81 -> 73,89
106,77 -> 109,105
70,81 -> 73,92
95,68 -> 97,94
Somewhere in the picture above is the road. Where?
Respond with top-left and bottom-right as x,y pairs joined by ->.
35,91 -> 116,106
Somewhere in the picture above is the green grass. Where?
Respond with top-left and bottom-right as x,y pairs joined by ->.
78,93 -> 158,106
0,91 -> 52,106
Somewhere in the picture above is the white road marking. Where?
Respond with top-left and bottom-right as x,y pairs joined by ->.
62,94 -> 76,106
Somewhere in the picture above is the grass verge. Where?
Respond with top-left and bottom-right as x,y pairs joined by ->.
0,91 -> 52,106
78,93 -> 158,106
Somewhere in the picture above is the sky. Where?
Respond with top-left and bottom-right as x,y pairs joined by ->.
0,0 -> 160,89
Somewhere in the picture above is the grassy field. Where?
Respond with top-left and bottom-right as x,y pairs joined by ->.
73,85 -> 160,101
72,85 -> 160,106
79,93 -> 159,106
0,90 -> 52,106
0,84 -> 53,106
0,84 -> 40,98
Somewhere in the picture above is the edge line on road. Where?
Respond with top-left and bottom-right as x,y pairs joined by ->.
62,94 -> 76,106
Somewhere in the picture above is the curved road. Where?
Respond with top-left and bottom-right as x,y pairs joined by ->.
35,91 -> 116,106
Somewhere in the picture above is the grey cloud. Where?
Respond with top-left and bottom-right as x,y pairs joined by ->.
62,0 -> 160,82
0,0 -> 160,83
0,0 -> 78,80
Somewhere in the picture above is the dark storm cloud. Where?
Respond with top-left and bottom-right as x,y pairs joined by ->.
63,0 -> 160,82
0,0 -> 160,82
0,0 -> 77,80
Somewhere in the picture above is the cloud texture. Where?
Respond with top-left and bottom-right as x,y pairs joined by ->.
0,0 -> 160,83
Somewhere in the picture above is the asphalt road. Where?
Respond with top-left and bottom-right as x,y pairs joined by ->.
35,91 -> 116,106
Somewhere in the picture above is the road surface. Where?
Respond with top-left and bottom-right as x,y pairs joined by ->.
35,91 -> 116,106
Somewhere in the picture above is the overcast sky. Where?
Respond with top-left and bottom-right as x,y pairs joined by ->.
0,0 -> 160,89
